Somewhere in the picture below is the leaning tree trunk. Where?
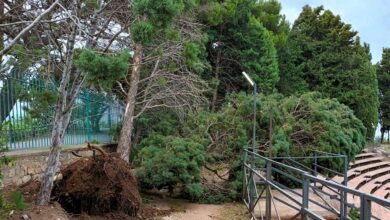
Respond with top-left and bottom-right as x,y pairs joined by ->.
36,20 -> 78,205
117,44 -> 143,163
36,0 -> 103,204
36,107 -> 71,204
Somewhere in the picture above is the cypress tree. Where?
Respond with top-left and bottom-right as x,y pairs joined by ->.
200,0 -> 279,111
378,48 -> 390,142
279,6 -> 379,137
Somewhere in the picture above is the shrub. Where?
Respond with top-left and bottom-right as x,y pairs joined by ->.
136,134 -> 207,200
11,191 -> 28,211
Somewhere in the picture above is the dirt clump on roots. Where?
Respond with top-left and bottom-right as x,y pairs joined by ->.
52,153 -> 141,217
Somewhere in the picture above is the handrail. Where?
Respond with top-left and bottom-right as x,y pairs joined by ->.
245,150 -> 309,174
304,173 -> 390,207
243,149 -> 390,220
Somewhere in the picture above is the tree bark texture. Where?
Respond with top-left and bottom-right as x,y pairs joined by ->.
116,44 -> 143,163
0,0 -> 4,62
36,22 -> 78,205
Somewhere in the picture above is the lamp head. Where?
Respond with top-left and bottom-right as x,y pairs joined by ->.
242,72 -> 255,87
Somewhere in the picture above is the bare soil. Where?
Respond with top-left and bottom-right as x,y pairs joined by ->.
160,202 -> 249,220
4,154 -> 249,220
5,181 -> 248,220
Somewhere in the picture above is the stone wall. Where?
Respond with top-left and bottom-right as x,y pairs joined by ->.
2,147 -> 93,186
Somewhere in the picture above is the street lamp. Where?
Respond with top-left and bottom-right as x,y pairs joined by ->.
242,72 -> 257,211
242,72 -> 256,155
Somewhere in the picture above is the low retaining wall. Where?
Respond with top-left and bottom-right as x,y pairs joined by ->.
2,147 -> 95,186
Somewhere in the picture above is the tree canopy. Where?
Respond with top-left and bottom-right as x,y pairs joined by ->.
0,0 -> 382,206
378,48 -> 390,142
278,6 -> 379,137
200,0 -> 280,111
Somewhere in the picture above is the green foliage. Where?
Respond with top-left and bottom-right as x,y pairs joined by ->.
75,49 -> 130,90
183,41 -> 207,73
349,208 -> 360,220
378,48 -> 390,140
131,21 -> 155,44
9,44 -> 33,70
23,90 -> 57,119
11,191 -> 29,211
199,0 -> 281,111
252,0 -> 290,49
133,0 -> 184,28
136,134 -> 206,200
279,6 -> 379,137
185,92 -> 365,200
131,0 -> 196,44
233,16 -> 279,93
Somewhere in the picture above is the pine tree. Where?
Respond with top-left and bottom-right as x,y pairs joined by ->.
200,0 -> 280,111
279,6 -> 379,137
116,0 -> 207,162
378,48 -> 390,142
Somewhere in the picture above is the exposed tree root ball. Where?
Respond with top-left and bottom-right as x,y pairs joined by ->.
52,154 -> 141,216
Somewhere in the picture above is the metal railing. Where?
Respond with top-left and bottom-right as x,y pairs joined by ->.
0,76 -> 123,150
243,149 -> 390,220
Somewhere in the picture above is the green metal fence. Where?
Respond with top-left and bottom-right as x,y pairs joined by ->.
0,75 -> 123,150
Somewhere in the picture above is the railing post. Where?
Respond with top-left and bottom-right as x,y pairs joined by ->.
242,151 -> 247,200
314,152 -> 317,188
341,155 -> 348,219
360,195 -> 371,220
302,174 -> 309,220
266,160 -> 272,220
249,157 -> 256,212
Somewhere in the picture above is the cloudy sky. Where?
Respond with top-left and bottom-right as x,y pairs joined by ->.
279,0 -> 390,63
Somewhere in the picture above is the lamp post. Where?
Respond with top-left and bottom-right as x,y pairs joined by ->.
242,72 -> 257,211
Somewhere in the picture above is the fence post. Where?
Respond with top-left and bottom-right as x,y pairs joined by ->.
7,80 -> 13,149
85,92 -> 92,141
360,195 -> 371,220
302,174 -> 309,220
266,160 -> 272,220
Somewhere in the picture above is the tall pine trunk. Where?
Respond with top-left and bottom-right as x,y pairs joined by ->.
116,44 -> 143,163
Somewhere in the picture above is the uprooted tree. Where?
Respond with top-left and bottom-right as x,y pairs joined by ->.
135,92 -> 366,201
1,0 -> 132,205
